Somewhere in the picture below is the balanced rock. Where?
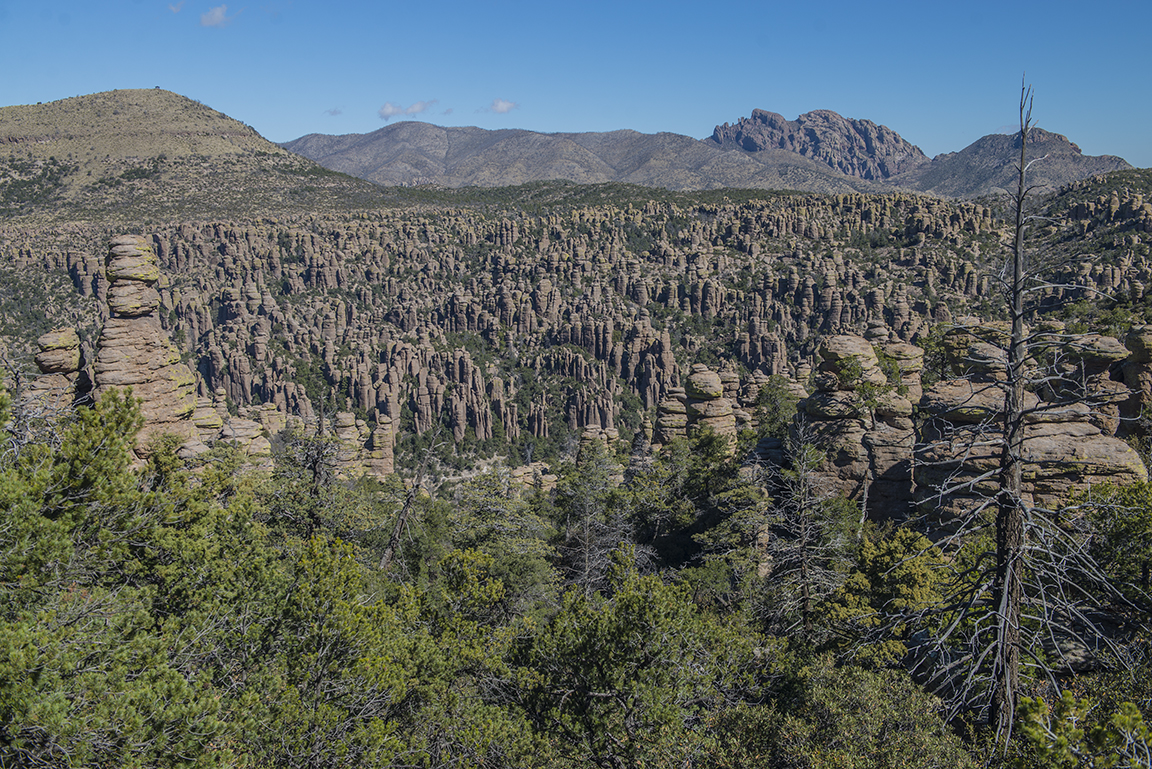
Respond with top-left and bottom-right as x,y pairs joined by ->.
25,328 -> 86,413
34,328 -> 81,374
816,335 -> 887,389
684,364 -> 737,450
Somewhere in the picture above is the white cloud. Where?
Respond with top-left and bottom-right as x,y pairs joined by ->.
489,98 -> 517,114
200,5 -> 234,27
169,1 -> 185,12
324,107 -> 342,116
378,100 -> 438,121
378,102 -> 405,120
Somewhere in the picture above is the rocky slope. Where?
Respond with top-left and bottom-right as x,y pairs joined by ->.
4,168 -> 1152,507
889,128 -> 1132,197
0,89 -> 391,223
709,108 -> 931,180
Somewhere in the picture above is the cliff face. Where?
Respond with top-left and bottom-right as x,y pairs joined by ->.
710,109 -> 930,180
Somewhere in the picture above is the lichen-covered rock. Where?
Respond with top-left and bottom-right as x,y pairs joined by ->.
652,388 -> 689,447
918,362 -> 1147,521
108,281 -> 161,317
816,335 -> 887,389
106,235 -> 162,283
880,341 -> 924,402
921,377 -> 1047,426
1124,325 -> 1152,364
683,364 -> 737,449
685,364 -> 724,400
34,328 -> 82,374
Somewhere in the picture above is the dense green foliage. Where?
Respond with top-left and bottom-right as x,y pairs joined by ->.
1,390 -> 1149,767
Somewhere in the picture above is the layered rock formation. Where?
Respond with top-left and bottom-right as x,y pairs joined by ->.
25,328 -> 88,412
790,326 -> 1147,523
92,235 -> 199,455
648,364 -> 744,454
685,364 -> 737,448
20,235 -> 398,482
3,177 -> 1152,511
917,323 -> 1146,520
800,335 -> 917,517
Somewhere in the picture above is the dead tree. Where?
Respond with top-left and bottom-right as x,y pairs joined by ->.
899,80 -> 1147,744
758,420 -> 855,640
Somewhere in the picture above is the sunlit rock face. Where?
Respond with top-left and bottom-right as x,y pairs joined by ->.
92,235 -> 199,455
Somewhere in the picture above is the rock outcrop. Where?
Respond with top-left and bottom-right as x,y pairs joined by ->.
685,364 -> 737,450
801,335 -> 917,518
5,178 -> 1152,513
917,323 -> 1146,522
25,328 -> 88,412
711,109 -> 929,180
91,235 -> 199,455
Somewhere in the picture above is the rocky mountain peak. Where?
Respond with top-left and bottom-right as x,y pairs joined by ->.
710,108 -> 930,180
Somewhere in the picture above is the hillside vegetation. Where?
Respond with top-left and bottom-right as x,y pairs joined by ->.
0,89 -> 393,223
2,89 -> 1151,767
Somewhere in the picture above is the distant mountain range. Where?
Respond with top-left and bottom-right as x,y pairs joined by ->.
0,89 -> 1134,224
283,108 -> 1132,198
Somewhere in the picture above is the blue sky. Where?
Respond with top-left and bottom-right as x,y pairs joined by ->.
2,0 -> 1149,167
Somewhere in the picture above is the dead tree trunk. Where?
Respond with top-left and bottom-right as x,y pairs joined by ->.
990,81 -> 1034,740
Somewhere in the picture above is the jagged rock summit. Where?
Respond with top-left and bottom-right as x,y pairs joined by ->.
710,108 -> 930,180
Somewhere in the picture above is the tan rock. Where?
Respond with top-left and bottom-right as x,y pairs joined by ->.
34,328 -> 81,374
685,364 -> 724,399
816,335 -> 886,389
1124,325 -> 1152,364
686,398 -> 735,419
106,235 -> 161,283
92,237 -> 198,454
920,379 -> 1039,425
108,281 -> 161,317
804,391 -> 865,420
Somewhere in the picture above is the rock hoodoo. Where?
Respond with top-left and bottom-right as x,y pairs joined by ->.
25,327 -> 89,413
6,182 -> 1152,514
801,334 -> 918,518
92,235 -> 200,455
